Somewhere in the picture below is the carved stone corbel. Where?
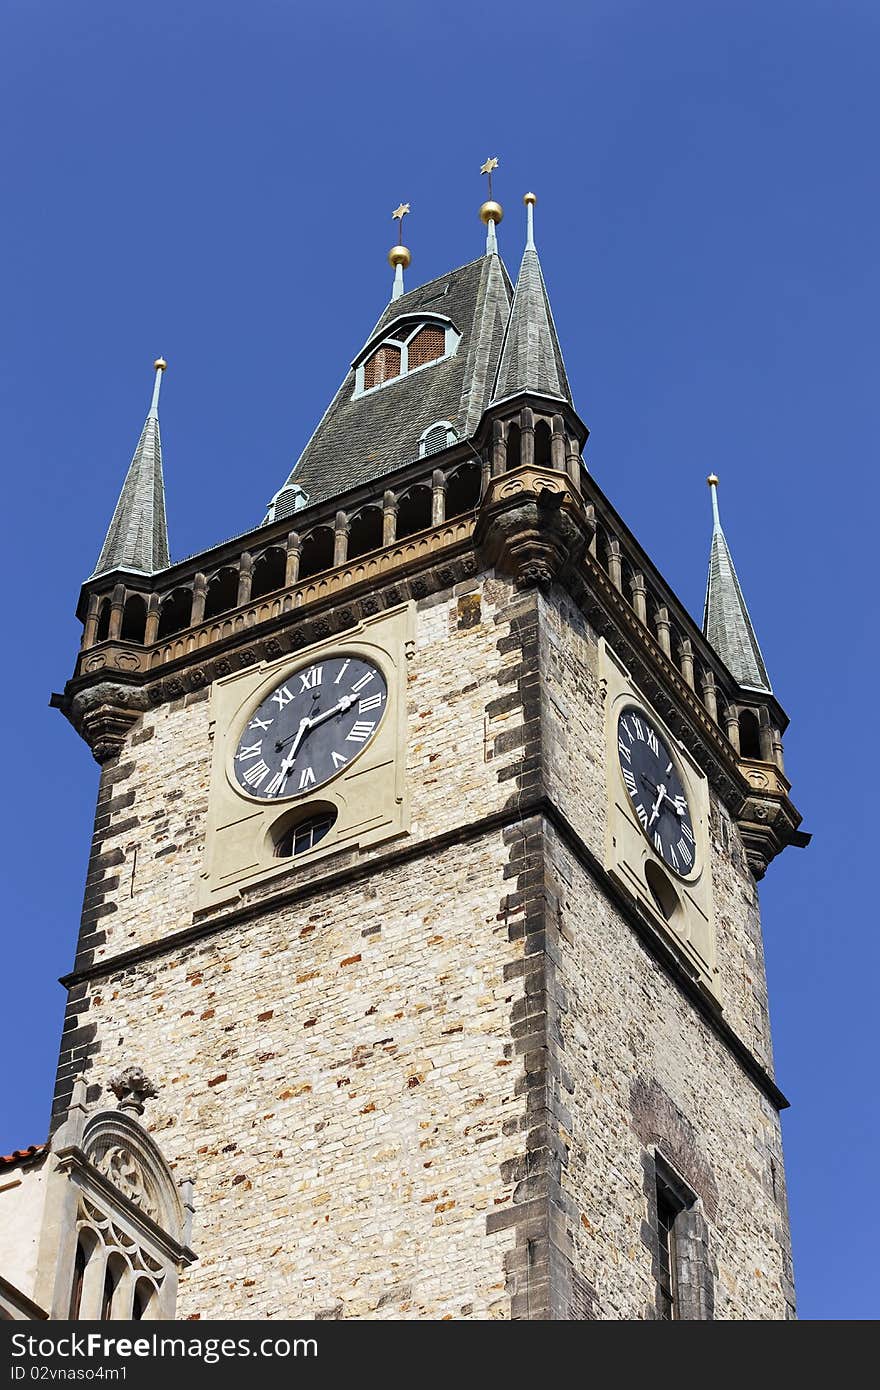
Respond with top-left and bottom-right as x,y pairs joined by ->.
474,465 -> 594,589
53,682 -> 152,764
736,758 -> 810,879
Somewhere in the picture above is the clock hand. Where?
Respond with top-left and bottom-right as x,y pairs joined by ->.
268,697 -> 356,795
267,718 -> 310,796
648,783 -> 666,828
303,694 -> 354,730
274,695 -> 354,750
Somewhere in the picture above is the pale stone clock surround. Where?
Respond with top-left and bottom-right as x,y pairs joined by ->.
200,602 -> 414,910
601,638 -> 716,994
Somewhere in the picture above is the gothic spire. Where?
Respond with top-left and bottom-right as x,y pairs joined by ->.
491,193 -> 571,406
91,359 -> 171,579
702,475 -> 772,693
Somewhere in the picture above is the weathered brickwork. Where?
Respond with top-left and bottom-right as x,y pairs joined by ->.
50,570 -> 795,1318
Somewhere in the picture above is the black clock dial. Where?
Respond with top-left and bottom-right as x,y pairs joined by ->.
232,656 -> 388,801
617,708 -> 697,877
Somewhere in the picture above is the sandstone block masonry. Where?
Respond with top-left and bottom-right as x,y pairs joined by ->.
52,572 -> 795,1317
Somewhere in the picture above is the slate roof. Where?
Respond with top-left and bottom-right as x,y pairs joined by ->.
92,398 -> 170,579
269,255 -> 513,516
492,243 -> 571,406
703,509 -> 772,693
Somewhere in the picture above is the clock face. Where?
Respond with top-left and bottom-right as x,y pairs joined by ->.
232,655 -> 388,801
617,707 -> 697,877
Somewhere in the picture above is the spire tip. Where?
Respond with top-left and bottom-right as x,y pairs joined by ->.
707,474 -> 721,527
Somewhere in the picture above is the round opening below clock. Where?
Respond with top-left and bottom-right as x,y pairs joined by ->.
616,706 -> 697,878
232,654 -> 388,801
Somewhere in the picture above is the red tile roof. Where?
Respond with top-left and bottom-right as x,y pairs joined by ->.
0,1144 -> 46,1169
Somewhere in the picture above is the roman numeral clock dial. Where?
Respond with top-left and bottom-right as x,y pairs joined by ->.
616,708 -> 697,876
232,656 -> 388,800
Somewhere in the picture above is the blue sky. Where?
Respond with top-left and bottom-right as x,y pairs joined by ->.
1,1 -> 877,1320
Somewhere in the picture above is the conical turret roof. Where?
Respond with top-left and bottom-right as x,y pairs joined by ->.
91,362 -> 170,579
491,199 -> 571,406
702,478 -> 772,693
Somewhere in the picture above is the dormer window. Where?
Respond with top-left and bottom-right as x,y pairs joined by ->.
407,325 -> 445,368
363,343 -> 402,390
353,316 -> 460,398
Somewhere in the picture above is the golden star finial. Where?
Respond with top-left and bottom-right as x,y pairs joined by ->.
480,157 -> 499,177
392,202 -> 410,222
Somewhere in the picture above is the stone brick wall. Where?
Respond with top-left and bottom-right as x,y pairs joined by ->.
536,587 -> 773,1065
50,569 -> 794,1318
73,835 -> 528,1319
68,579 -> 525,974
542,829 -> 795,1318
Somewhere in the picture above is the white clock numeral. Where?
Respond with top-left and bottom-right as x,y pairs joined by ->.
249,716 -> 273,732
346,720 -> 375,743
665,761 -> 673,774
677,838 -> 692,867
632,717 -> 645,741
653,831 -> 663,854
359,693 -> 383,713
351,672 -> 375,692
331,750 -> 348,769
646,727 -> 660,756
242,760 -> 271,788
622,768 -> 638,798
636,804 -> 648,828
618,738 -> 631,763
271,686 -> 294,710
669,844 -> 679,870
334,660 -> 351,685
299,665 -> 323,691
265,768 -> 288,797
681,822 -> 694,845
298,766 -> 316,789
236,742 -> 263,762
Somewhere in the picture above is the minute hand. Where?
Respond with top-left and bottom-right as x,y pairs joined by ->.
302,694 -> 354,733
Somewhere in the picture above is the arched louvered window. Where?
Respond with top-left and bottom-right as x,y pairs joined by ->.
363,344 -> 401,390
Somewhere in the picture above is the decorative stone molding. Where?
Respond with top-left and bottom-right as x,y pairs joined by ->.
33,1079 -> 195,1321
474,465 -> 594,589
736,757 -> 809,879
52,682 -> 151,764
108,1066 -> 160,1117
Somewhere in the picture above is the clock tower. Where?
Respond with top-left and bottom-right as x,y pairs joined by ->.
34,183 -> 806,1320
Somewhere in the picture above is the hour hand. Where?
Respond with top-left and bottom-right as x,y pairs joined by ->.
266,718 -> 310,795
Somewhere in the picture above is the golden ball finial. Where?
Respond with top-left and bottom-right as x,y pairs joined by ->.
388,244 -> 412,270
524,191 -> 537,206
707,473 -> 719,487
479,199 -> 504,225
154,357 -> 167,371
